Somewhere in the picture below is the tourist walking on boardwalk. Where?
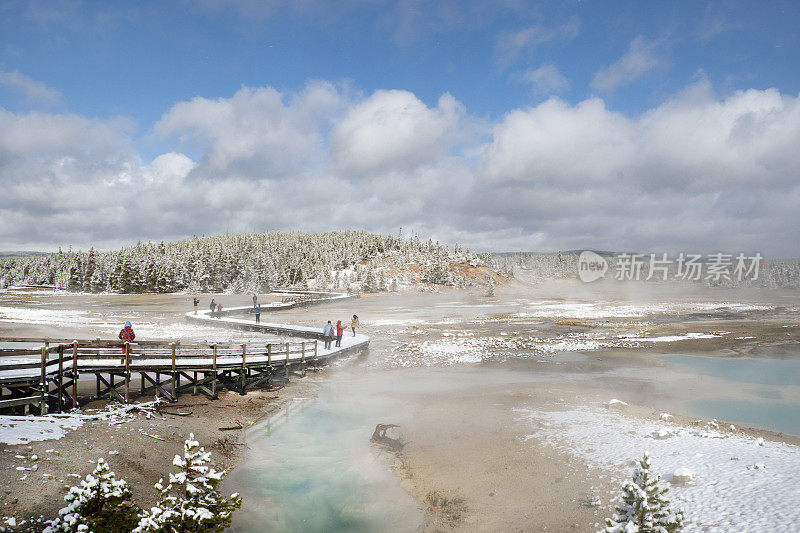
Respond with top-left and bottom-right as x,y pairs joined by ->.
119,321 -> 135,364
193,297 -> 199,315
335,320 -> 343,347
209,299 -> 216,316
252,294 -> 258,308
217,303 -> 223,318
351,314 -> 359,336
323,320 -> 333,349
255,304 -> 261,323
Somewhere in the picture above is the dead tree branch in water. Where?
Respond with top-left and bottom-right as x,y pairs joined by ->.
371,423 -> 403,452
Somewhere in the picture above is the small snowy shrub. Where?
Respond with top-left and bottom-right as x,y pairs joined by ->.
604,452 -> 684,533
134,434 -> 242,532
45,458 -> 140,533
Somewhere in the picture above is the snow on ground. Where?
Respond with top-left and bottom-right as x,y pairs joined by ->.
0,415 -> 83,445
0,306 -> 105,327
624,332 -> 728,343
510,301 -> 773,320
0,400 -> 163,445
516,405 -> 800,532
384,331 -> 609,367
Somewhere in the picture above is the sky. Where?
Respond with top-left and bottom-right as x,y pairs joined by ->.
1,0 -> 799,256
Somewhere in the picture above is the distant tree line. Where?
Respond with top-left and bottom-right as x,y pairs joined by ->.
495,251 -> 800,288
0,230 -> 491,294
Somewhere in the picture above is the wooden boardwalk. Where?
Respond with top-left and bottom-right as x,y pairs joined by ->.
0,290 -> 368,415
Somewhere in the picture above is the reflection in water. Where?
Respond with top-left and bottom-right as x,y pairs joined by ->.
659,354 -> 800,435
689,397 -> 800,436
660,353 -> 800,387
225,381 -> 423,533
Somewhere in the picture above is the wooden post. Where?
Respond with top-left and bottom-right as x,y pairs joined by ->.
285,342 -> 290,379
72,341 -> 78,407
240,343 -> 247,395
40,346 -> 47,415
170,343 -> 177,400
301,342 -> 306,364
314,340 -> 318,360
212,344 -> 218,398
124,343 -> 130,403
57,345 -> 64,413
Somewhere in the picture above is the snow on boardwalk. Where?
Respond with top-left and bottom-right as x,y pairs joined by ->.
517,405 -> 800,532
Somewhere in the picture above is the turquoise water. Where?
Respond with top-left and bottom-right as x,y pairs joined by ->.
659,353 -> 800,387
687,397 -> 800,436
225,377 -> 422,533
659,354 -> 800,435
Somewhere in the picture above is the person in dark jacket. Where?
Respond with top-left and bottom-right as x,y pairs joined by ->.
209,299 -> 216,316
193,297 -> 200,315
323,321 -> 333,349
119,321 -> 135,364
255,304 -> 261,323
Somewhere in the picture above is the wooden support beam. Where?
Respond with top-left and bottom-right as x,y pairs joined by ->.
285,342 -> 290,379
240,344 -> 247,395
212,344 -> 218,399
57,345 -> 64,413
124,344 -> 130,403
40,346 -> 47,415
72,341 -> 78,407
171,343 -> 177,401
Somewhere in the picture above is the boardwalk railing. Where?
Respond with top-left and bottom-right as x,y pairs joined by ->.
0,339 -> 323,414
0,290 -> 366,415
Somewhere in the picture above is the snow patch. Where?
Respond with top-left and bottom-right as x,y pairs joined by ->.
516,405 -> 800,531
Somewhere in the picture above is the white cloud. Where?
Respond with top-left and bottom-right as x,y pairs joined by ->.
591,36 -> 661,93
495,18 -> 580,70
329,90 -> 464,177
1,81 -> 800,256
154,81 -> 347,180
0,69 -> 61,107
516,64 -> 569,95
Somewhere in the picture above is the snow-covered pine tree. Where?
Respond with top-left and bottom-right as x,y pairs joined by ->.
44,458 -> 140,533
134,434 -> 242,533
604,452 -> 684,533
362,266 -> 378,292
485,276 -> 495,297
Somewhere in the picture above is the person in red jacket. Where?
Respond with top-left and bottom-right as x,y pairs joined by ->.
119,321 -> 135,364
335,320 -> 343,347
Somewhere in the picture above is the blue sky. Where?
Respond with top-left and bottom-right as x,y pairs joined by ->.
1,1 -> 800,254
4,1 -> 798,141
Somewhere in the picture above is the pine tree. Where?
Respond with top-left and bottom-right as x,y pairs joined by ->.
83,248 -> 97,291
604,452 -> 684,533
44,458 -> 140,533
362,266 -> 378,293
485,276 -> 495,297
134,434 -> 242,533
